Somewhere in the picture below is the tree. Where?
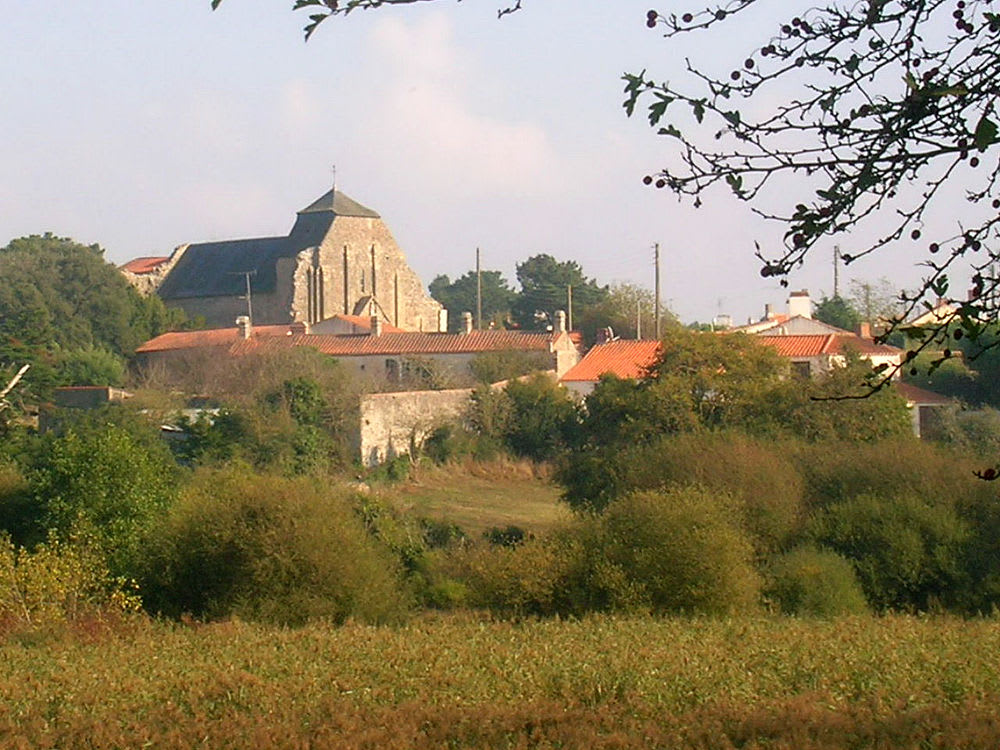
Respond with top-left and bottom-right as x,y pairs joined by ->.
511,254 -> 607,331
0,234 -> 183,398
575,282 -> 677,343
429,270 -> 517,332
814,295 -> 862,331
254,0 -> 1000,368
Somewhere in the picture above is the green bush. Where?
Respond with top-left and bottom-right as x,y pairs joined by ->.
811,492 -> 969,611
598,488 -> 762,615
142,469 -> 410,625
766,545 -> 869,616
502,374 -> 579,461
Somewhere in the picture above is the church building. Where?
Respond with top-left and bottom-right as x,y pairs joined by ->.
127,189 -> 446,332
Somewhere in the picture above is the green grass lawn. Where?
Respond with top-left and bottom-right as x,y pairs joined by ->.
384,460 -> 571,538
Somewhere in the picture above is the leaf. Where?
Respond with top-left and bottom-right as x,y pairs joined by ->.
648,95 -> 674,126
974,115 -> 998,151
722,110 -> 741,127
657,125 -> 683,138
725,174 -> 744,197
691,100 -> 706,123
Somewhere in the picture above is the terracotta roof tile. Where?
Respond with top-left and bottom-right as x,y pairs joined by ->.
121,256 -> 170,274
232,330 -> 561,357
757,334 -> 901,358
135,325 -> 298,353
559,340 -> 662,383
333,314 -> 404,333
894,382 -> 953,405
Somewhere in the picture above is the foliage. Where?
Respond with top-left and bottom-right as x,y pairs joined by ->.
429,270 -> 517,331
468,350 -> 552,384
14,408 -> 177,576
498,374 -> 579,460
766,544 -> 869,616
597,488 -> 762,615
0,234 -> 181,399
813,294 -> 861,332
53,346 -> 126,387
575,282 -> 677,344
511,254 -> 607,331
811,492 -> 970,611
141,469 -> 409,625
0,531 -> 141,632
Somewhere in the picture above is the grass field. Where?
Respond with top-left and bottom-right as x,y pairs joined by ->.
2,614 -> 1000,748
385,459 -> 571,538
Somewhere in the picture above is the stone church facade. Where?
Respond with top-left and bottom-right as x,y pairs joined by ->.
132,189 -> 446,332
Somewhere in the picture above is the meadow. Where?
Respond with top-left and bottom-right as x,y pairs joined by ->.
2,614 -> 1000,748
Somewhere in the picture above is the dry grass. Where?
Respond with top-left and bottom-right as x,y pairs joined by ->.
2,614 -> 1000,747
388,458 -> 569,537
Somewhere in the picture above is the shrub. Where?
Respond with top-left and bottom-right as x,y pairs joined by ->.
598,488 -> 762,615
0,531 -> 141,630
766,545 -> 869,616
501,374 -> 580,461
811,492 -> 969,611
141,469 -> 409,625
483,525 -> 527,547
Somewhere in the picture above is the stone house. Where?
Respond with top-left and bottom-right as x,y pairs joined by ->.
124,189 -> 446,332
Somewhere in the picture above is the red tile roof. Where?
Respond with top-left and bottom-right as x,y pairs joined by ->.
332,314 -> 404,333
757,334 -> 901,358
559,340 -> 662,383
121,256 -> 170,274
232,330 -> 561,357
894,382 -> 953,405
135,325 -> 299,353
138,326 -> 564,357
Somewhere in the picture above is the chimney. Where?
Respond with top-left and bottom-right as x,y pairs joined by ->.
236,315 -> 252,340
555,310 -> 567,333
857,322 -> 872,339
460,311 -> 473,335
764,303 -> 775,320
596,327 -> 613,345
370,315 -> 382,337
289,320 -> 309,336
787,289 -> 813,319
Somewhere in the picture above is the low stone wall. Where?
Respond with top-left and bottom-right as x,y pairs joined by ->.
358,387 -> 472,466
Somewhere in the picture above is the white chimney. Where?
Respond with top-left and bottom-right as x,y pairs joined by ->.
370,315 -> 383,337
787,290 -> 812,319
461,311 -> 473,335
236,315 -> 251,340
555,310 -> 567,333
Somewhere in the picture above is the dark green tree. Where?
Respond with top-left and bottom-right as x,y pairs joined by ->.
0,234 -> 183,397
429,270 -> 517,332
814,295 -> 862,332
512,254 -> 607,331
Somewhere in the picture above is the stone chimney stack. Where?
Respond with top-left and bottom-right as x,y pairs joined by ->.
857,322 -> 872,339
236,315 -> 252,340
370,315 -> 383,337
555,310 -> 567,333
788,290 -> 813,319
461,311 -> 473,335
289,320 -> 309,336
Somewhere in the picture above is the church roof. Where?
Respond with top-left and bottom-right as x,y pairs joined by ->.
298,189 -> 380,218
157,236 -> 289,299
157,189 -> 379,301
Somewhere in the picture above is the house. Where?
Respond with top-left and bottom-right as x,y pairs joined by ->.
123,188 -> 446,332
135,310 -> 580,382
895,382 -> 954,439
559,339 -> 662,398
755,333 -> 903,378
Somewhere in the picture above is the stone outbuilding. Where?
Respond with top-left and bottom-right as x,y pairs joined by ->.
127,189 -> 446,332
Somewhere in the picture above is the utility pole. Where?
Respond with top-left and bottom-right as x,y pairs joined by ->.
231,270 -> 255,324
567,284 -> 573,331
654,242 -> 662,340
636,298 -> 642,339
475,247 -> 482,330
833,246 -> 840,298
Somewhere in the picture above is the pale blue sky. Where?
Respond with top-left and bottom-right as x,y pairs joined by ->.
0,0 -> 965,323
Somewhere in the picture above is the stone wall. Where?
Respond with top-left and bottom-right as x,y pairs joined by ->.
357,387 -> 472,466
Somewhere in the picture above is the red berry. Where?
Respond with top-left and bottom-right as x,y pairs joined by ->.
643,175 -> 653,185
682,12 -> 693,22
911,229 -> 921,240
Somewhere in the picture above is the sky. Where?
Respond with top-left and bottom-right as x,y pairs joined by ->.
0,0 -> 971,325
